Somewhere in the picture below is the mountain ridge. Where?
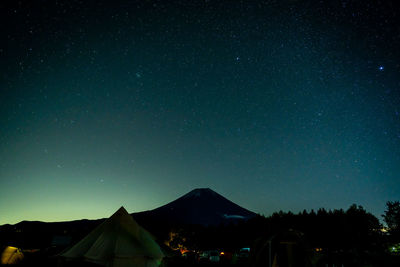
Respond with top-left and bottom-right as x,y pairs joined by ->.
0,188 -> 257,248
0,188 -> 256,227
135,188 -> 256,226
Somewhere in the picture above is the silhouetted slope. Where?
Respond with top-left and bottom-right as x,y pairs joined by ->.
0,188 -> 257,248
135,188 -> 256,226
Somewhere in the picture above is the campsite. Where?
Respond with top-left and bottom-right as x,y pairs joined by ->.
1,189 -> 400,267
2,0 -> 400,266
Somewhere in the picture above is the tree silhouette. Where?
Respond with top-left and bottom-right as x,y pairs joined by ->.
383,201 -> 400,240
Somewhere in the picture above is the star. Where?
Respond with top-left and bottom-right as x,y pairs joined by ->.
378,66 -> 384,71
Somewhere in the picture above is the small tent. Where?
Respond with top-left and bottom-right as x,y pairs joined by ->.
1,246 -> 24,264
61,207 -> 164,267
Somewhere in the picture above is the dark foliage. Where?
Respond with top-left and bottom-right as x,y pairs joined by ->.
383,201 -> 400,241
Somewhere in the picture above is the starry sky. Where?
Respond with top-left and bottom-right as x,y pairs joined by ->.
1,0 -> 399,224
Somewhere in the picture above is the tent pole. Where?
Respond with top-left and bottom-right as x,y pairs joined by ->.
268,240 -> 272,267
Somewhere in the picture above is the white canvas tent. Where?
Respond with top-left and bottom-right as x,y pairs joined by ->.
61,207 -> 164,267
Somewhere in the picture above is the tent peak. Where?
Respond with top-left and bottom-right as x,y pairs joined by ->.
113,206 -> 129,216
118,206 -> 127,212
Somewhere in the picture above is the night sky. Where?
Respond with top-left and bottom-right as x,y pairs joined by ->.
1,0 -> 399,224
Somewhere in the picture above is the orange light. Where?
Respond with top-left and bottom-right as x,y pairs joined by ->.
220,252 -> 225,255
180,249 -> 189,255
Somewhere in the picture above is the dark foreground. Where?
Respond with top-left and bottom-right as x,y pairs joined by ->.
3,253 -> 400,267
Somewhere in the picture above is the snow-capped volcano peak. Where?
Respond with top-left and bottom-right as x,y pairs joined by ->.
146,188 -> 256,226
182,188 -> 216,198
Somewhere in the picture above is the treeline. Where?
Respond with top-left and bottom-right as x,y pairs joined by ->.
161,203 -> 400,266
163,204 -> 381,251
253,204 -> 382,251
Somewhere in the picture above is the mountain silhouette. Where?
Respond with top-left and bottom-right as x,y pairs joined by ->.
0,188 -> 257,248
135,188 -> 257,226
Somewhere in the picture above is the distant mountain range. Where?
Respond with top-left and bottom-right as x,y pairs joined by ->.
134,188 -> 257,226
1,188 -> 256,228
0,188 -> 257,248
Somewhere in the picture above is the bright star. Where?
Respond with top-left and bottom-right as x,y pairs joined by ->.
378,66 -> 384,71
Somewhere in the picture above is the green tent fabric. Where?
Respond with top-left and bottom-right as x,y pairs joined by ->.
61,207 -> 164,267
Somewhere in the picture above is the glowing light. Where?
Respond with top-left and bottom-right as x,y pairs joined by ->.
1,246 -> 24,264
